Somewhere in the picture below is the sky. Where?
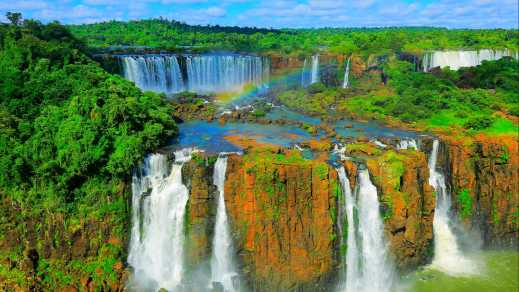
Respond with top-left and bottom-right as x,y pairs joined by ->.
1,0 -> 517,29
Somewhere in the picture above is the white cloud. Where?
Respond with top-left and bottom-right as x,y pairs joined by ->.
1,0 -> 516,28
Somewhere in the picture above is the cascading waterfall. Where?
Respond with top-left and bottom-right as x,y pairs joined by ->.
397,139 -> 418,150
127,149 -> 194,291
336,167 -> 360,292
121,55 -> 184,94
423,49 -> 518,71
336,166 -> 394,292
342,58 -> 351,89
120,54 -> 269,94
301,58 -> 309,87
311,54 -> 320,84
210,156 -> 239,291
186,55 -> 266,93
428,140 -> 478,275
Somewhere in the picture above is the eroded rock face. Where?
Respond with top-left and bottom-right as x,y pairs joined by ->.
439,136 -> 519,248
344,148 -> 435,271
183,158 -> 217,269
223,151 -> 338,291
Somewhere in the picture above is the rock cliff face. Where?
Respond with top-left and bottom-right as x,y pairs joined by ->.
343,145 -> 435,271
223,150 -> 338,291
1,136 -> 516,290
437,136 -> 518,248
0,192 -> 129,291
183,158 -> 217,270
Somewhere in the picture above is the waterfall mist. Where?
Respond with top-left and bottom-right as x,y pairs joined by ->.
428,140 -> 480,276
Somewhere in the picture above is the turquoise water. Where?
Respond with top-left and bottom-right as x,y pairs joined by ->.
399,251 -> 518,292
267,106 -> 421,138
173,120 -> 314,153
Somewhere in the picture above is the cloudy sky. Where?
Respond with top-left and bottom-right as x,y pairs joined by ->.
1,0 -> 517,28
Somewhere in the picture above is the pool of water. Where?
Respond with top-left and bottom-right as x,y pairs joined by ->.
267,106 -> 421,139
172,120 -> 315,153
398,251 -> 518,292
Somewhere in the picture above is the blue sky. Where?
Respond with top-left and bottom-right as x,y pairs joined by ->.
1,0 -> 517,28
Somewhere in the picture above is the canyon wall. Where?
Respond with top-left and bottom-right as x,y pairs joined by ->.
1,137 -> 516,290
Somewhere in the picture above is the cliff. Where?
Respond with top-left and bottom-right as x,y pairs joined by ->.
224,149 -> 338,291
438,135 -> 519,248
343,143 -> 435,271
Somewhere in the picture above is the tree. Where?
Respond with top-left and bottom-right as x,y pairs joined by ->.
6,12 -> 22,26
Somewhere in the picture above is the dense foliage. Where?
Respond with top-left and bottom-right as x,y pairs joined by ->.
69,19 -> 518,56
277,57 -> 519,135
0,17 -> 176,289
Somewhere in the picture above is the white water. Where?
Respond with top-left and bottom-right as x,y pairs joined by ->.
428,140 -> 478,276
423,49 -> 518,71
210,156 -> 239,291
311,54 -> 320,84
336,167 -> 360,292
120,54 -> 269,94
397,139 -> 418,150
301,58 -> 308,87
336,166 -> 394,292
127,149 -> 194,291
122,55 -> 184,94
186,55 -> 267,93
342,58 -> 351,89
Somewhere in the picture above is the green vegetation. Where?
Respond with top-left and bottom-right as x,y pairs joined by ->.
69,19 -> 518,56
0,16 -> 176,290
406,251 -> 518,292
457,189 -> 473,219
277,57 -> 518,136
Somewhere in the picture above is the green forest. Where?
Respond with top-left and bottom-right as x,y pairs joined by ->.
0,12 -> 518,291
0,15 -> 177,289
69,18 -> 519,55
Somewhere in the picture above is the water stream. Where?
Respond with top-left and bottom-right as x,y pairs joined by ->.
336,166 -> 395,292
210,156 -> 240,291
342,58 -> 350,89
428,140 -> 478,276
127,149 -> 193,291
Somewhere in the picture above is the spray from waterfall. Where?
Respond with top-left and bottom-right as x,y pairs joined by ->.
210,156 -> 240,291
428,140 -> 479,275
336,166 -> 394,292
342,58 -> 351,89
127,149 -> 194,291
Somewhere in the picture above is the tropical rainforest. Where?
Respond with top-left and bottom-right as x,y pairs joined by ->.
0,12 -> 518,292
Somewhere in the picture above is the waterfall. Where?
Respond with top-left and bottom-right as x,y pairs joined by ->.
120,54 -> 268,94
301,58 -> 308,87
311,54 -> 320,84
210,156 -> 239,291
127,149 -> 194,291
121,55 -> 184,94
397,139 -> 418,150
336,167 -> 360,292
428,140 -> 478,275
336,166 -> 394,292
423,49 -> 518,71
186,55 -> 266,93
342,58 -> 351,89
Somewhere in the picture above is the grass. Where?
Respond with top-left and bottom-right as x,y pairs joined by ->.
481,117 -> 518,136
